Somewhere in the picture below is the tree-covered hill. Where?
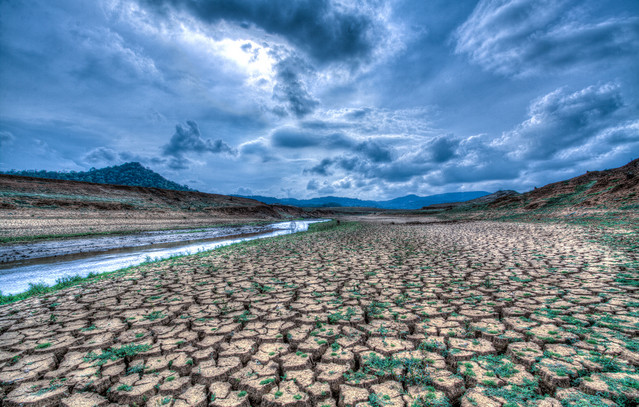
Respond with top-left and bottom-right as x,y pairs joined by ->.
1,162 -> 193,191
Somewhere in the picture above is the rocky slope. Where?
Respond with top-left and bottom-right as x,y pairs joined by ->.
427,159 -> 638,213
495,158 -> 638,210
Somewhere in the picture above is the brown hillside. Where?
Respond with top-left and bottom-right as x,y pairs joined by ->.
0,175 -> 321,240
423,190 -> 521,210
0,174 -> 268,211
504,158 -> 638,210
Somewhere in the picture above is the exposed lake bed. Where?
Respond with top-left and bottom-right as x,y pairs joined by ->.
1,218 -> 637,407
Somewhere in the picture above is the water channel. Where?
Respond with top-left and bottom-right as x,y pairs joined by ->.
0,219 -> 327,295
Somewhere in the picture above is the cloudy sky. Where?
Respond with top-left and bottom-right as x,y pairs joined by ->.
1,0 -> 638,198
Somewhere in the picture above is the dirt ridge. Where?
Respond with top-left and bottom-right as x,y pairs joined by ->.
0,175 -> 333,241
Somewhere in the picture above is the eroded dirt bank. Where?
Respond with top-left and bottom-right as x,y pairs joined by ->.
0,220 -> 638,406
0,174 -> 325,242
0,209 -> 288,242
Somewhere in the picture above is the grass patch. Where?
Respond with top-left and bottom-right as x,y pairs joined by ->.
307,220 -> 341,232
0,275 -> 98,305
482,378 -> 541,405
0,267 -> 140,305
84,343 -> 152,366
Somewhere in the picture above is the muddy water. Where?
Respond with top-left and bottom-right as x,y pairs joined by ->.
0,219 -> 327,295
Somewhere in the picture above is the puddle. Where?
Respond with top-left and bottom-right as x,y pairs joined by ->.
0,219 -> 328,295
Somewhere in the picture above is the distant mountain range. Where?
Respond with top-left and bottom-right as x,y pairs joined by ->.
233,192 -> 490,210
1,162 -> 193,191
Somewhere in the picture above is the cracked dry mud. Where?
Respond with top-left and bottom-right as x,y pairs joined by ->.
1,221 -> 638,406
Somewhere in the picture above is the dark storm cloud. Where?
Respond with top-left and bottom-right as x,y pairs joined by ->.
271,127 -> 320,148
430,83 -> 638,185
304,179 -> 336,194
598,123 -> 639,146
337,179 -> 352,189
343,108 -> 372,120
305,154 -> 379,178
83,147 -> 162,168
84,147 -> 119,164
271,127 -> 352,149
304,158 -> 334,176
300,120 -> 354,131
301,133 -> 463,183
269,124 -> 393,164
428,137 -> 458,163
162,121 -> 237,169
272,56 -> 319,118
306,179 -> 319,190
163,121 -> 236,157
141,0 -> 379,66
362,139 -> 461,182
423,134 -> 524,185
354,140 -> 392,163
455,0 -> 639,76
302,148 -> 421,183
334,156 -> 360,172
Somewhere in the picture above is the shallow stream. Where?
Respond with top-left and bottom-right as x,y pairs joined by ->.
0,219 -> 326,295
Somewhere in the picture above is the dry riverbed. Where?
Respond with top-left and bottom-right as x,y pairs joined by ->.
0,220 -> 638,406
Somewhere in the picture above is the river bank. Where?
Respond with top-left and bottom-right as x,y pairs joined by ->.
0,219 -> 328,295
0,222 -> 278,263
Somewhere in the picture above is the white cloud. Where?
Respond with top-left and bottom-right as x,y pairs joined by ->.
500,83 -> 627,159
455,0 -> 639,76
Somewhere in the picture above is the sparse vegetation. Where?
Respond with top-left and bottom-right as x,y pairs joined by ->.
0,274 -> 99,304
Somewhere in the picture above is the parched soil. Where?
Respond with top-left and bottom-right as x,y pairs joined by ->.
1,221 -> 638,406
